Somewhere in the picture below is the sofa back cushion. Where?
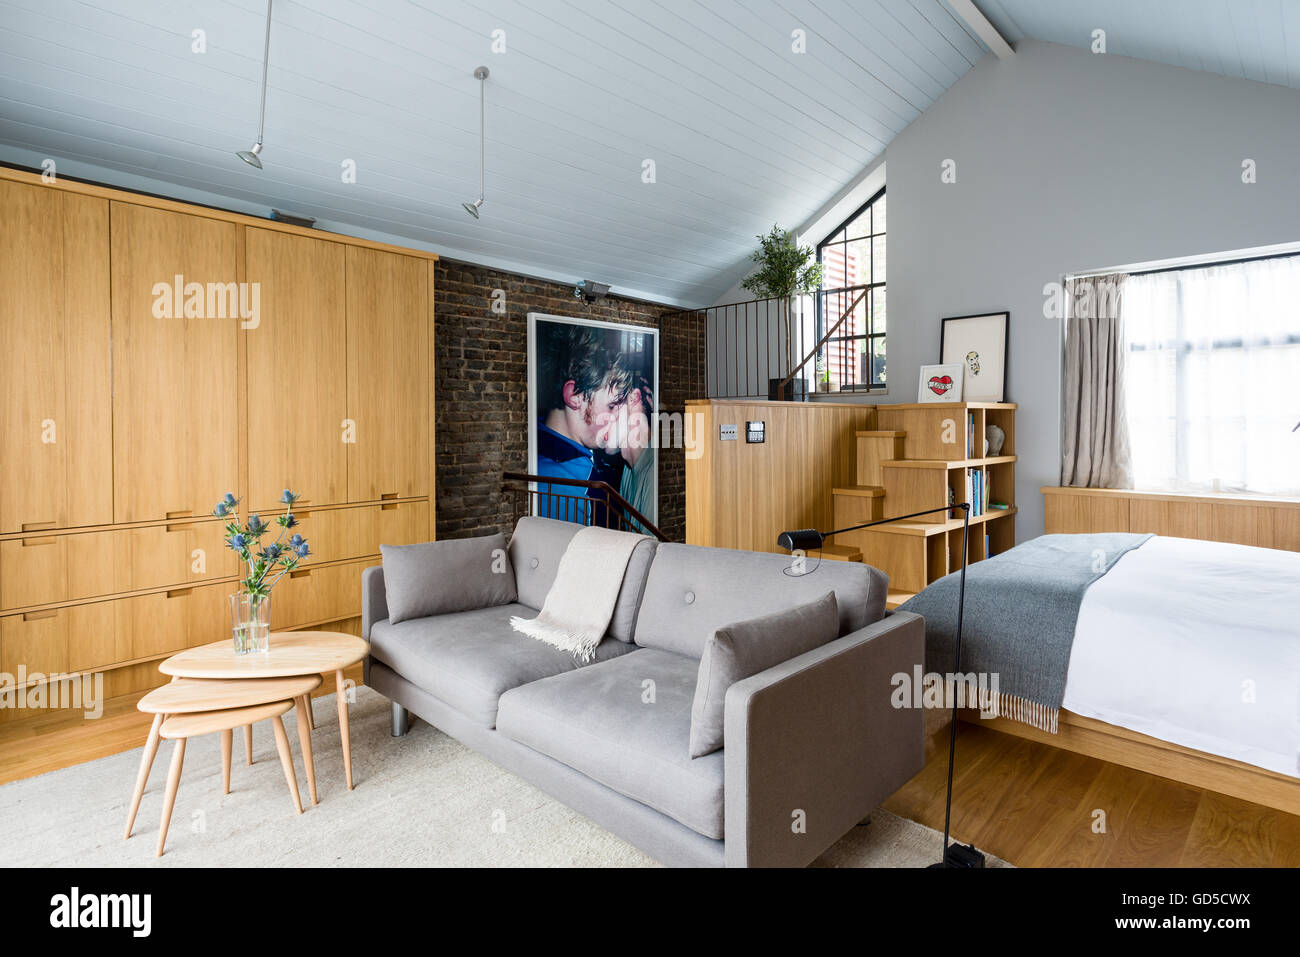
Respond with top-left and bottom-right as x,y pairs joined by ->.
509,516 -> 657,643
380,533 -> 517,624
633,543 -> 887,659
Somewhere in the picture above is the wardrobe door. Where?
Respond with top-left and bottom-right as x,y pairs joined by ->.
0,182 -> 112,533
345,247 -> 430,501
110,203 -> 240,523
244,228 -> 348,510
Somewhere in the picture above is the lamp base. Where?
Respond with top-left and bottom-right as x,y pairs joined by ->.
927,843 -> 986,869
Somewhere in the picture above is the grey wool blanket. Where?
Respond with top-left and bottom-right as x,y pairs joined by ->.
899,532 -> 1152,733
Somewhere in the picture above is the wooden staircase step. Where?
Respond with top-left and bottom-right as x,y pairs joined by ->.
881,455 -> 1017,469
816,543 -> 862,562
832,485 -> 885,498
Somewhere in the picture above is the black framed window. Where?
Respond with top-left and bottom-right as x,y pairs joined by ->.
816,187 -> 885,390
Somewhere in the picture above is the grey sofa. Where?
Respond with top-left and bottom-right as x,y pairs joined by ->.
361,516 -> 925,868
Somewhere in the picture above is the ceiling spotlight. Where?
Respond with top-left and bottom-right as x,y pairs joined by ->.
464,65 -> 489,218
237,0 -> 274,169
575,280 -> 611,303
237,142 -> 263,168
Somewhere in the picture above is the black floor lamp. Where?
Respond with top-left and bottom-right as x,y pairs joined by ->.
778,502 -> 985,869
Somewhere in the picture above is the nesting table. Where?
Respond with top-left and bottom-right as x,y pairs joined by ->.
158,631 -> 369,790
126,630 -> 369,855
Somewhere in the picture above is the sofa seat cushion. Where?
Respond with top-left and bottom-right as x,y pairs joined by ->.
495,648 -> 725,840
369,603 -> 637,728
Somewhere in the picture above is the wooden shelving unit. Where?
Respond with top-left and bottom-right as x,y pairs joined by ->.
827,402 -> 1017,608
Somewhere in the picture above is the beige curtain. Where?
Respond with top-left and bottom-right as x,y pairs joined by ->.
1061,273 -> 1133,488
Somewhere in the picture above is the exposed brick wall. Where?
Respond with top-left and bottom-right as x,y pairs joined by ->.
434,259 -> 705,543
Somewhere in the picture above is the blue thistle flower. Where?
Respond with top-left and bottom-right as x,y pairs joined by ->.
294,542 -> 311,558
227,534 -> 248,552
246,514 -> 266,535
280,489 -> 298,505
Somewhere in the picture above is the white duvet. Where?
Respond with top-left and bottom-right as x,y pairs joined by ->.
1063,535 -> 1300,778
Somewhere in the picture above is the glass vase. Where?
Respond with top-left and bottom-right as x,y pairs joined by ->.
230,593 -> 271,655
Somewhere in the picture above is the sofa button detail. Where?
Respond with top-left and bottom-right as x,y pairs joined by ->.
684,590 -> 695,604
530,558 -> 539,569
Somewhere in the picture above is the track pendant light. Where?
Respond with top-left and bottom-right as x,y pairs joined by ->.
463,66 -> 489,217
237,0 -> 274,169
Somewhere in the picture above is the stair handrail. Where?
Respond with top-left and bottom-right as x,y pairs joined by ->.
501,471 -> 668,542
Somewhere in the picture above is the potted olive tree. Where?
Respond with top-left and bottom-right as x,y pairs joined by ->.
740,225 -> 824,401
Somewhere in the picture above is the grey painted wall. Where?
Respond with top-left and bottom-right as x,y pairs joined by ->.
884,39 -> 1300,540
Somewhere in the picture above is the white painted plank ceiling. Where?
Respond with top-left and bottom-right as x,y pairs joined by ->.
0,0 -> 988,305
979,0 -> 1300,91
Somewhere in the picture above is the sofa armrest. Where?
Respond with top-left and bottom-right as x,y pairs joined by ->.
723,610 -> 926,868
361,565 -> 388,643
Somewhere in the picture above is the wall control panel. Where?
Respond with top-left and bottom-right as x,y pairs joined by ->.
719,423 -> 738,441
746,421 -> 766,443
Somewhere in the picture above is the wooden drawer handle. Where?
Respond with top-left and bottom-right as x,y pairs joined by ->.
165,522 -> 189,532
380,492 -> 399,501
20,537 -> 57,547
380,503 -> 399,511
20,521 -> 56,532
166,510 -> 192,520
166,588 -> 193,599
22,609 -> 58,621
290,569 -> 312,580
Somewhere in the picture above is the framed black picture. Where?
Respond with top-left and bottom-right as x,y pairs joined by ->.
940,311 -> 1008,402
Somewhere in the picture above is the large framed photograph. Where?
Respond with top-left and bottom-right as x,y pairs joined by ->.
940,311 -> 1008,402
527,313 -> 659,532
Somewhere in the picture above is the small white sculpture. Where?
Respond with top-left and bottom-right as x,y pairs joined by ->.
986,423 -> 1005,457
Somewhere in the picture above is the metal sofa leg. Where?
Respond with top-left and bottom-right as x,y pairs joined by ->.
391,702 -> 409,737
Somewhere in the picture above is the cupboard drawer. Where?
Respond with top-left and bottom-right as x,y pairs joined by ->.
115,580 -> 230,660
1,600 -> 121,677
291,507 -> 361,564
0,521 -> 236,610
358,500 -> 430,553
270,559 -> 378,630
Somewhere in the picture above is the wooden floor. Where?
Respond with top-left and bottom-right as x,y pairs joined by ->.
884,722 -> 1300,867
6,685 -> 1299,867
0,663 -> 362,787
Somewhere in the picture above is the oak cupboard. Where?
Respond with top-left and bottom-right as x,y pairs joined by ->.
110,202 -> 240,523
345,245 -> 431,502
244,228 -> 349,511
0,181 -> 113,534
0,166 -> 437,768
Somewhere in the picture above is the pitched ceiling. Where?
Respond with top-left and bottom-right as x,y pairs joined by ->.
980,0 -> 1300,90
0,0 -> 990,306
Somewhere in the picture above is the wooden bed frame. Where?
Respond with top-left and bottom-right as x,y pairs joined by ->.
959,486 -> 1300,817
963,710 -> 1300,817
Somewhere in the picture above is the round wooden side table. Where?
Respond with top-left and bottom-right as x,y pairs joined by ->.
128,674 -> 322,856
159,631 -> 370,791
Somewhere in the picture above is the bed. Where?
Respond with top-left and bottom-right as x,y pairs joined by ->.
900,533 -> 1300,814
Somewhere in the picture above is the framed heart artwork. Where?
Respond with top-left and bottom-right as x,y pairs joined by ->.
917,362 -> 964,403
940,311 -> 1008,402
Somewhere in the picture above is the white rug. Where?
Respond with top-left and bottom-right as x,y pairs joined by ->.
0,687 -> 1007,868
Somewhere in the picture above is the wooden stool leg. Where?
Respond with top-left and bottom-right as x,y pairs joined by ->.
220,728 -> 233,795
124,713 -> 164,840
296,696 -> 318,806
243,723 -> 253,765
156,737 -> 186,857
304,693 -> 315,730
336,669 -> 354,790
271,715 -> 303,815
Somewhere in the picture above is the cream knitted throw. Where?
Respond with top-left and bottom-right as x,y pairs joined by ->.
510,525 -> 644,661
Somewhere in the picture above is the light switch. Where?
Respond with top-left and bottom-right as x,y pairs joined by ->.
719,423 -> 738,441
